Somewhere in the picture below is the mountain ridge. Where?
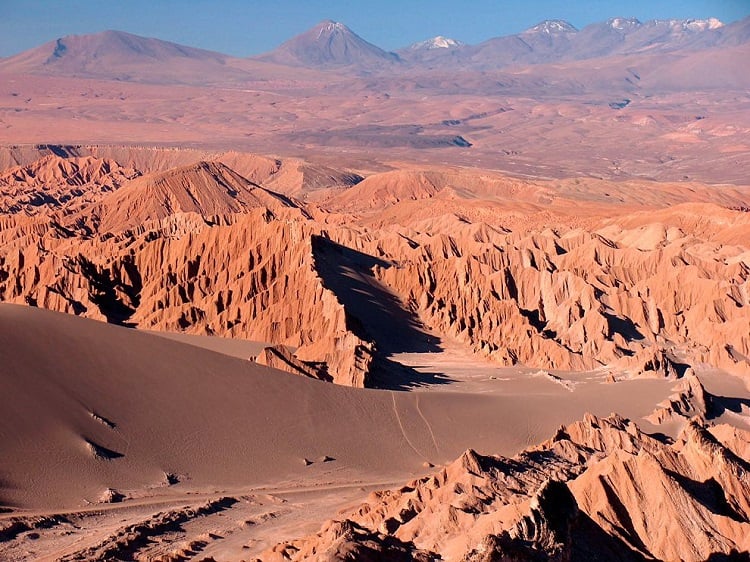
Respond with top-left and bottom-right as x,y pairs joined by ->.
1,14 -> 746,78
0,29 -> 253,85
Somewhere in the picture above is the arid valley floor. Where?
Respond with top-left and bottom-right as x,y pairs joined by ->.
0,13 -> 749,562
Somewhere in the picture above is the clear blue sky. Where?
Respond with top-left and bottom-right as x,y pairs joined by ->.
1,0 -> 748,57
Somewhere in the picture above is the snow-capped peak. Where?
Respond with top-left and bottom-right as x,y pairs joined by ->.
683,18 -> 723,31
525,20 -> 578,34
316,20 -> 348,39
650,18 -> 724,32
607,17 -> 641,31
409,36 -> 465,50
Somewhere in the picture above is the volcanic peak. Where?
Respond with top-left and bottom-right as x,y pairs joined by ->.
525,19 -> 578,34
315,19 -> 350,37
255,19 -> 400,68
409,35 -> 465,50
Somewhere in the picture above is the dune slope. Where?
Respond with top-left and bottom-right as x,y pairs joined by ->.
0,304 -> 679,512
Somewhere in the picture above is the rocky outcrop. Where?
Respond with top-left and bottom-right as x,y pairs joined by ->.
90,160 -> 302,233
646,369 -> 710,424
572,420 -> 750,561
330,170 -> 442,212
0,207 -> 373,386
367,216 -> 750,376
259,519 -> 438,562
0,155 -> 139,215
254,344 -> 331,382
612,346 -> 692,380
258,414 -> 750,561
0,153 -> 749,386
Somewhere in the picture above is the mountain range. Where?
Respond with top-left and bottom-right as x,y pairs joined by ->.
1,15 -> 748,81
0,15 -> 748,183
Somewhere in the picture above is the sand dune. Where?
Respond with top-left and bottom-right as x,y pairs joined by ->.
0,303 -> 683,513
9,303 -> 743,560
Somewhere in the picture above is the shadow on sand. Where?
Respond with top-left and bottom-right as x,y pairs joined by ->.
312,236 -> 450,389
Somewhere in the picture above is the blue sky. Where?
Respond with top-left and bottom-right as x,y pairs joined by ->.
1,0 -> 748,57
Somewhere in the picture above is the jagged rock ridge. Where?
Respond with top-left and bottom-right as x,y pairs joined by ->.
0,154 -> 748,387
0,155 -> 139,216
257,414 -> 750,561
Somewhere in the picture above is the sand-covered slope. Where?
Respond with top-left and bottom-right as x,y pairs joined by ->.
0,303 -> 422,509
0,304 -> 677,513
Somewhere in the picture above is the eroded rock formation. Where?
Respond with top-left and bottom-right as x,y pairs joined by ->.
0,155 -> 139,215
0,152 -> 748,387
257,414 -> 750,561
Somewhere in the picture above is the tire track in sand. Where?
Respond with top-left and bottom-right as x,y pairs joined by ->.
390,392 -> 429,460
415,393 -> 440,455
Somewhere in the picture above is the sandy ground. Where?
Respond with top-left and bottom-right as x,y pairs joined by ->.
0,484 -> 401,561
3,304 -> 733,560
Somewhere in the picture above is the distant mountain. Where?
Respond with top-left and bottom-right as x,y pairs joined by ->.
715,14 -> 750,45
255,20 -> 400,69
407,36 -> 465,50
1,15 -> 747,80
463,20 -> 579,67
425,16 -> 740,70
568,16 -> 728,59
0,30 -> 255,84
524,19 -> 578,35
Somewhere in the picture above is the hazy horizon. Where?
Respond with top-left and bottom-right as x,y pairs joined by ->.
1,0 -> 748,58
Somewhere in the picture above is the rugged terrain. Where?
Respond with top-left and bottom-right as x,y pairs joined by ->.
260,414 -> 750,561
0,13 -> 749,562
0,149 -> 748,387
0,145 -> 748,561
